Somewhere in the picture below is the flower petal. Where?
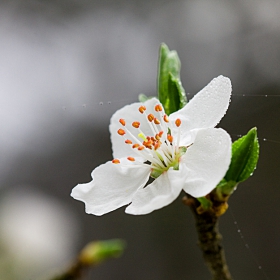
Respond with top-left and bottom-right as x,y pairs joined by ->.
71,160 -> 150,216
181,128 -> 231,197
169,76 -> 231,135
125,168 -> 184,215
109,98 -> 166,159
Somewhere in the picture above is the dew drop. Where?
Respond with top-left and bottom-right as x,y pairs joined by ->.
237,229 -> 241,233
263,138 -> 267,141
265,95 -> 267,97
258,266 -> 262,270
108,101 -> 111,104
99,102 -> 103,105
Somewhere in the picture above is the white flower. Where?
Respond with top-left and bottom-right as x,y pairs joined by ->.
71,75 -> 232,215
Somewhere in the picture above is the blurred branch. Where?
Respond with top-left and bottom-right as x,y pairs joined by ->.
49,239 -> 126,280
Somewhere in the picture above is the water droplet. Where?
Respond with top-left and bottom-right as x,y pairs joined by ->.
99,102 -> 103,105
263,138 -> 267,141
82,104 -> 86,108
237,229 -> 241,233
265,95 -> 267,97
258,266 -> 262,270
108,101 -> 111,104
243,94 -> 245,97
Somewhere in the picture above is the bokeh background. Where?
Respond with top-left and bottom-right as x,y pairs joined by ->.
0,0 -> 279,279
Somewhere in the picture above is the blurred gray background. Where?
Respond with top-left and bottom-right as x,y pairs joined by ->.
0,0 -> 279,279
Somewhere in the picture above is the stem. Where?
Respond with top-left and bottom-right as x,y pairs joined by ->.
183,195 -> 233,280
49,262 -> 84,280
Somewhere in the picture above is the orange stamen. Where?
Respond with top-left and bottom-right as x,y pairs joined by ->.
147,114 -> 154,122
158,131 -> 164,137
125,139 -> 132,144
132,121 -> 140,128
154,118 -> 160,125
175,118 -> 181,127
155,104 -> 163,112
154,142 -> 160,150
127,157 -> 135,161
167,134 -> 173,143
112,159 -> 120,164
132,143 -> 140,149
117,129 -> 126,136
139,106 -> 146,114
163,115 -> 169,123
119,119 -> 126,126
138,146 -> 145,151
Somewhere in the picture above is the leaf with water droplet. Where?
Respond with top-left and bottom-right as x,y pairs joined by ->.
157,43 -> 187,115
225,127 -> 259,183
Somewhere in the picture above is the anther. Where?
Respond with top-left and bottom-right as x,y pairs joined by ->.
147,114 -> 154,122
175,118 -> 181,127
155,104 -> 163,112
163,115 -> 169,123
117,129 -> 126,136
158,131 -> 164,137
112,159 -> 120,164
154,118 -> 160,125
132,143 -> 140,149
167,134 -> 173,143
154,142 -> 160,150
138,146 -> 145,151
139,106 -> 146,114
127,157 -> 135,161
119,119 -> 126,126
125,139 -> 132,144
132,121 -> 140,128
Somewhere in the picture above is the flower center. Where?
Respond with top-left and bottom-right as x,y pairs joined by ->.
113,103 -> 188,178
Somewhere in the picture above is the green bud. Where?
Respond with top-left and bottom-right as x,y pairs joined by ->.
225,127 -> 259,183
157,43 -> 187,115
79,239 -> 126,266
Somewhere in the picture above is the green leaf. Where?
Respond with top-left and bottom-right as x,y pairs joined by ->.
197,196 -> 212,210
157,43 -> 187,115
167,73 -> 187,114
138,93 -> 155,102
225,127 -> 259,183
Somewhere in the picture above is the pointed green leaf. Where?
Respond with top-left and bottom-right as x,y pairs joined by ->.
157,43 -> 187,115
138,93 -> 155,102
225,127 -> 259,183
167,73 -> 187,114
197,196 -> 212,210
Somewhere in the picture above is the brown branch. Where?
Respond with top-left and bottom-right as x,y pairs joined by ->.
183,195 -> 233,280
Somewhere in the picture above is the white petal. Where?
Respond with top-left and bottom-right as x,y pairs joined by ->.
109,98 -> 166,159
71,160 -> 150,216
125,168 -> 184,215
169,76 -> 231,135
181,128 -> 231,197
